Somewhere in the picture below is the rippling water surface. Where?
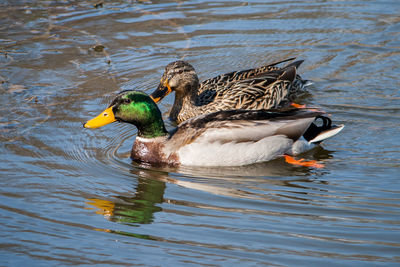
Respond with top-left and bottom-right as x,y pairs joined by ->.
1,0 -> 400,265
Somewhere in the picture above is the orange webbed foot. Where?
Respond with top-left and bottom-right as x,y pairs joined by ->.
284,155 -> 324,168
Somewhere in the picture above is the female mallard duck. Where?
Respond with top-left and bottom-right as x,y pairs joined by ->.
84,90 -> 344,167
150,58 -> 311,124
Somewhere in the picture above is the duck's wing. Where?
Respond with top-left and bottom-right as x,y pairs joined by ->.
165,108 -> 322,166
167,108 -> 321,148
198,57 -> 298,93
195,60 -> 305,107
209,66 -> 297,110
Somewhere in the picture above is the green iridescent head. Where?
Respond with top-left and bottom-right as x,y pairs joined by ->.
84,90 -> 168,138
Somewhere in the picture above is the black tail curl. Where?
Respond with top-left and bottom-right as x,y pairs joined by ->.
303,116 -> 332,143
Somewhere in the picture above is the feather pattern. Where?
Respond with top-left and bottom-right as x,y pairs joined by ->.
85,91 -> 344,167
159,108 -> 323,166
151,58 -> 311,124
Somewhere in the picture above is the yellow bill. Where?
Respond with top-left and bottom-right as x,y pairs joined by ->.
84,106 -> 116,128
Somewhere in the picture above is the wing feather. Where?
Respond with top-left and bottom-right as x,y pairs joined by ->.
166,109 -> 321,151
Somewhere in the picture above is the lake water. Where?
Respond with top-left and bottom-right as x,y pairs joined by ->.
1,0 -> 400,266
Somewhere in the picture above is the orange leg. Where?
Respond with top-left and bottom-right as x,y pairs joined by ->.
284,155 -> 324,168
291,103 -> 307,108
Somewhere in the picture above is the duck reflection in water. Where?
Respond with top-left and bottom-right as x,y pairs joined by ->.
87,171 -> 165,225
86,147 -> 333,226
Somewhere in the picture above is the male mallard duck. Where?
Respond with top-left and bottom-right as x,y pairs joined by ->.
150,58 -> 311,124
84,90 -> 344,167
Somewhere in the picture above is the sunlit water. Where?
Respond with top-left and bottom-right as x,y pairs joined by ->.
1,0 -> 400,266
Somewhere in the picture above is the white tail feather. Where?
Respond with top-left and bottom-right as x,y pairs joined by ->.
309,124 -> 345,144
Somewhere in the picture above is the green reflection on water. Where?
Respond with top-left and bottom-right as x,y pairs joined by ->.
87,177 -> 166,225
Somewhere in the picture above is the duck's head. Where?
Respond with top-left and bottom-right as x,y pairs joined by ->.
84,90 -> 167,138
150,60 -> 199,103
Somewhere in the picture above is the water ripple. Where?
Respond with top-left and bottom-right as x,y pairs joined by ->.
1,0 -> 400,266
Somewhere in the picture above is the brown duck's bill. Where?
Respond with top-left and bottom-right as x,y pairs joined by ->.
149,79 -> 173,103
83,106 -> 116,128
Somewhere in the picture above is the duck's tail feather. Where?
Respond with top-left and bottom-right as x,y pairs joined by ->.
303,116 -> 344,144
284,60 -> 304,69
267,57 -> 297,67
283,60 -> 312,91
278,66 -> 297,82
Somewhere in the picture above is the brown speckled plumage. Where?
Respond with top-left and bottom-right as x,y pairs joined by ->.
151,58 -> 310,124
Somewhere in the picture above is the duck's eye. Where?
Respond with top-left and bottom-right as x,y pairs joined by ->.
123,98 -> 131,104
